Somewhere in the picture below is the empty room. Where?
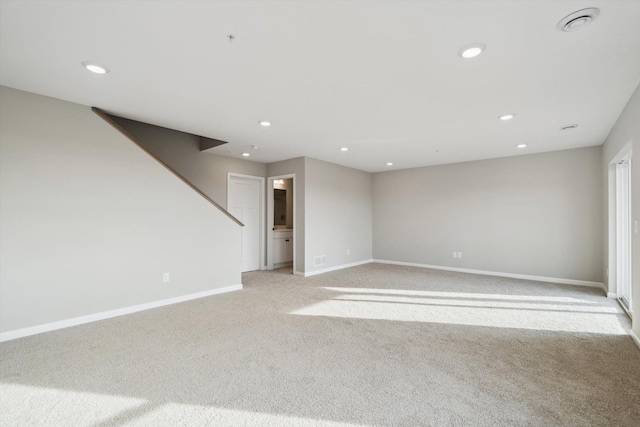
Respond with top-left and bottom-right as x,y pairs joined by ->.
1,1 -> 639,426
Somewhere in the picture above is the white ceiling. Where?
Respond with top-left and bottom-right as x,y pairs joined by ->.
2,1 -> 640,172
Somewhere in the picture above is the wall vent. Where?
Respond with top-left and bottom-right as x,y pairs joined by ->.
314,255 -> 327,266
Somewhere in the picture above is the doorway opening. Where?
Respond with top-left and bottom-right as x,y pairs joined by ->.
608,142 -> 633,317
616,155 -> 633,314
267,174 -> 296,274
227,173 -> 265,272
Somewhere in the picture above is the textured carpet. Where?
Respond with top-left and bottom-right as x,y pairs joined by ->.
1,263 -> 639,426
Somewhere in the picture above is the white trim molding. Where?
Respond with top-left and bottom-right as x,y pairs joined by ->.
630,330 -> 640,351
373,259 -> 605,289
607,292 -> 618,299
607,140 -> 633,307
0,284 -> 243,343
303,259 -> 373,277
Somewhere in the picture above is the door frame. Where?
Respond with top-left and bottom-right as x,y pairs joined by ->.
615,154 -> 632,312
267,174 -> 296,271
607,141 -> 633,315
227,173 -> 266,271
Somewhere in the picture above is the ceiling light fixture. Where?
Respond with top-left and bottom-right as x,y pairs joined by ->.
340,147 -> 349,152
386,162 -> 393,166
242,152 -> 250,157
457,43 -> 486,59
557,8 -> 600,32
252,145 -> 260,149
516,144 -> 527,149
259,121 -> 271,127
499,114 -> 515,121
560,124 -> 578,130
81,61 -> 109,74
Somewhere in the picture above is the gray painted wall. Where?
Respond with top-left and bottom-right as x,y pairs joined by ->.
602,82 -> 640,337
305,157 -> 373,273
0,87 -> 241,334
268,157 -> 306,273
110,116 -> 267,210
373,147 -> 603,282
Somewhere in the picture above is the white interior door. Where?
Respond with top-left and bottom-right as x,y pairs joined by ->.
228,175 -> 261,272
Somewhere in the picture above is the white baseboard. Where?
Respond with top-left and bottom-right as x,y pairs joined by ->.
303,259 -> 374,277
607,292 -> 618,299
293,271 -> 305,277
0,284 -> 243,343
373,259 -> 605,289
630,330 -> 640,351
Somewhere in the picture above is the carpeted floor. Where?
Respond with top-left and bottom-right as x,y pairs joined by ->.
1,263 -> 639,426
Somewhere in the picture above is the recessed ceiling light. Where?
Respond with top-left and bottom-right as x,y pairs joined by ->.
499,114 -> 515,121
386,162 -> 393,166
242,152 -> 250,157
340,147 -> 349,152
560,124 -> 578,130
259,121 -> 271,127
457,43 -> 486,59
81,61 -> 109,74
557,8 -> 600,32
516,144 -> 527,149
252,145 -> 260,149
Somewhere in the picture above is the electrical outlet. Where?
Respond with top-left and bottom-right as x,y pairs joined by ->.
347,249 -> 350,255
457,252 -> 462,258
163,273 -> 170,283
453,251 -> 457,258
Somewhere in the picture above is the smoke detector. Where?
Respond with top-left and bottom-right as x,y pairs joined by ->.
557,8 -> 600,32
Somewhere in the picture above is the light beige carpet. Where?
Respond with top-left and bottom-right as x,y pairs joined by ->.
1,263 -> 639,426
